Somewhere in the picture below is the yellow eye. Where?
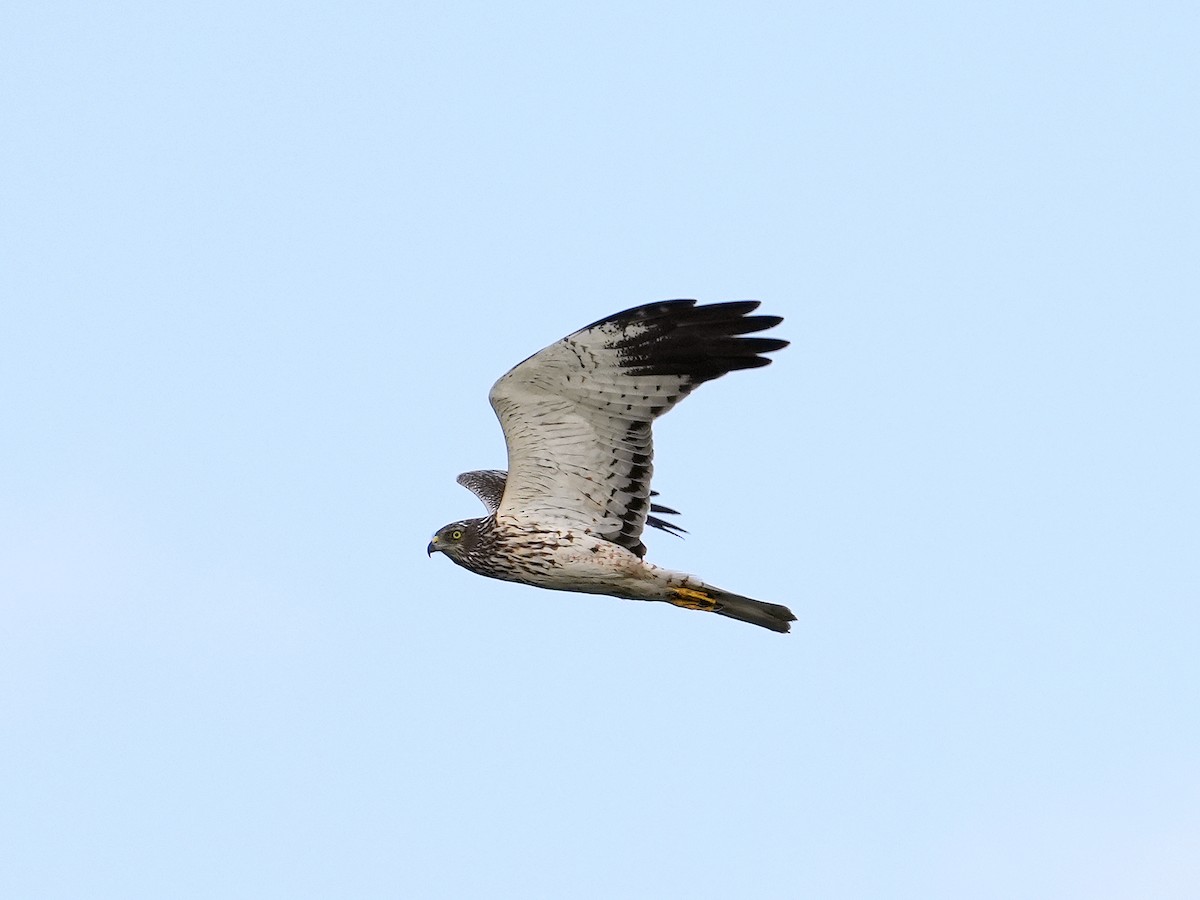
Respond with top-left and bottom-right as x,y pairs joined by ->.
451,530 -> 463,540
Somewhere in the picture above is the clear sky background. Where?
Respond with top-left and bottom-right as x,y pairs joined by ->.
3,2 -> 1198,898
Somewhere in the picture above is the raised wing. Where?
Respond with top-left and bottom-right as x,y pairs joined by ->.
458,468 -> 686,536
486,300 -> 785,556
456,469 -> 507,513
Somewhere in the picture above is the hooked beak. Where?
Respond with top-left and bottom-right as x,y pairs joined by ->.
427,537 -> 439,557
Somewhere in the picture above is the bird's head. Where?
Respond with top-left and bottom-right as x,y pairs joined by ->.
427,519 -> 482,563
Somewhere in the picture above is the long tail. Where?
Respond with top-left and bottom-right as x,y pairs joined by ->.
666,585 -> 796,634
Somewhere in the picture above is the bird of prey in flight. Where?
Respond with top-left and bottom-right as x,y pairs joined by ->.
427,299 -> 796,633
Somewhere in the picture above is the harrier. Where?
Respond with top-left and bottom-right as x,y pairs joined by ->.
427,299 -> 796,633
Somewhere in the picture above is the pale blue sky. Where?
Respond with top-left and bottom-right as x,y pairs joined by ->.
3,2 -> 1198,897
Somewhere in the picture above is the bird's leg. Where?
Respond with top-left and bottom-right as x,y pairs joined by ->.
667,586 -> 719,612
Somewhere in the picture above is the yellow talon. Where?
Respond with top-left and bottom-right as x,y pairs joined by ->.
669,587 -> 718,611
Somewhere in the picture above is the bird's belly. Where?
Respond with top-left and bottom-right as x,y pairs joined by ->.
508,530 -> 663,599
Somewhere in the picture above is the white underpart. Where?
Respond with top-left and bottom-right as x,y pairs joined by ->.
496,514 -> 702,601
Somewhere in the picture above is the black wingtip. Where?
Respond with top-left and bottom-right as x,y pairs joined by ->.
577,299 -> 698,333
588,299 -> 787,385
